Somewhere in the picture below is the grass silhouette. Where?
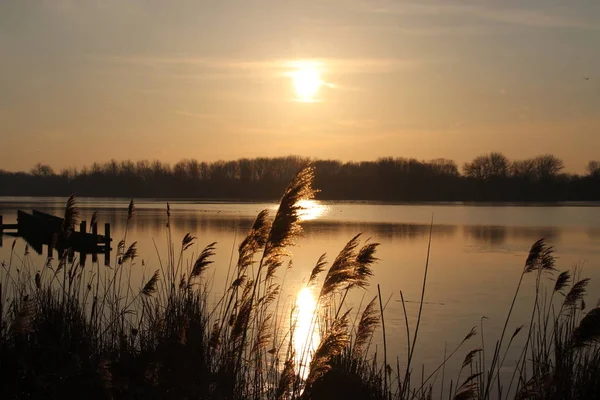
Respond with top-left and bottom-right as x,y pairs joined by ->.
1,167 -> 600,399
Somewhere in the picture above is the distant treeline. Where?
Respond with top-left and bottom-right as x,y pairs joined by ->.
1,154 -> 599,201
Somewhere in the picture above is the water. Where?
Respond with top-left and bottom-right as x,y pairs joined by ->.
1,197 -> 599,393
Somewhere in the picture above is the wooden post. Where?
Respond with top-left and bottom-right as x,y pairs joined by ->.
80,220 -> 86,236
92,222 -> 98,242
48,244 -> 53,258
104,223 -> 110,245
104,247 -> 110,266
104,223 -> 111,267
92,253 -> 98,264
68,249 -> 74,263
0,215 -> 3,231
81,252 -> 86,267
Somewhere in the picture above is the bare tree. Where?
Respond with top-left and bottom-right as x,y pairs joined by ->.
30,163 -> 55,177
533,154 -> 564,180
511,159 -> 537,179
587,161 -> 600,178
430,158 -> 459,176
463,152 -> 509,180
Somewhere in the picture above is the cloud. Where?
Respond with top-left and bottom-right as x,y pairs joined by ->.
172,110 -> 222,120
99,55 -> 435,76
172,110 -> 280,137
471,8 -> 594,29
371,1 -> 595,29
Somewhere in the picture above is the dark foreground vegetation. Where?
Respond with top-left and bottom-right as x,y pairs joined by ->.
1,154 -> 600,201
2,168 -> 600,399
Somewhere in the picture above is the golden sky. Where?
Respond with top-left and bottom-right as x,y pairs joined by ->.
1,0 -> 599,172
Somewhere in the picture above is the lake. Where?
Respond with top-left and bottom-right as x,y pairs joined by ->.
1,197 -> 599,394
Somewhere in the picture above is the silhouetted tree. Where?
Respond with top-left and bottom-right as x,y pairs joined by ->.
0,155 -> 598,201
533,154 -> 564,180
586,161 -> 600,178
510,159 -> 537,180
463,152 -> 509,180
30,163 -> 55,177
429,158 -> 459,176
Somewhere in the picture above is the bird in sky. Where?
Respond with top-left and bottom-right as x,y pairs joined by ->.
584,77 -> 590,80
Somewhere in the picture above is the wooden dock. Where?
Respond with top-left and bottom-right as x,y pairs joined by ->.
0,210 -> 112,265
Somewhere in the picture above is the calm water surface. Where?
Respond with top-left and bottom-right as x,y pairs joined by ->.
1,197 -> 599,392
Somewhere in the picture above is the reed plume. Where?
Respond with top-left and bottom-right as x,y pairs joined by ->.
90,211 -> 98,231
62,194 -> 79,237
454,372 -> 482,400
181,233 -> 196,252
166,202 -> 171,227
276,357 -> 296,400
117,239 -> 126,255
564,278 -> 590,308
249,209 -> 271,249
209,322 -> 221,349
554,270 -> 571,293
233,166 -> 316,373
189,242 -> 217,282
127,199 -> 135,221
251,313 -> 273,355
515,374 -> 552,400
572,307 -> 600,347
461,348 -> 482,369
259,283 -> 280,308
231,275 -> 246,289
263,166 -> 315,280
524,238 -> 555,273
241,279 -> 254,302
463,327 -> 477,342
232,297 -> 253,342
305,310 -> 351,387
511,325 -> 524,341
237,209 -> 270,274
141,270 -> 159,296
122,242 -> 138,263
320,234 -> 361,298
349,241 -> 379,290
354,296 -> 379,356
308,254 -> 327,286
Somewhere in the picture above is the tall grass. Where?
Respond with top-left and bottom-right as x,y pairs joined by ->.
1,167 -> 600,399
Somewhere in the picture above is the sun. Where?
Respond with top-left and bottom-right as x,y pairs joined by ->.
291,62 -> 323,102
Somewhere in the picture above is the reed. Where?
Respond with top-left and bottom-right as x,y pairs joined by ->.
1,170 -> 600,400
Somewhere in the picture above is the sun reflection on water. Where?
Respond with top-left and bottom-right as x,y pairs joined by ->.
297,199 -> 327,221
292,287 -> 320,380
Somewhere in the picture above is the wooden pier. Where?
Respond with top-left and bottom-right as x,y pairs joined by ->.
0,210 -> 112,265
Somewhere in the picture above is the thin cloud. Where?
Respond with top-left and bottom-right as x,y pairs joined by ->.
473,8 -> 594,29
172,111 -> 222,120
172,110 -> 277,137
297,15 -> 510,37
372,1 -> 595,29
99,55 -> 435,76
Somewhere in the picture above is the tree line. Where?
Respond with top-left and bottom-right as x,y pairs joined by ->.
1,154 -> 599,201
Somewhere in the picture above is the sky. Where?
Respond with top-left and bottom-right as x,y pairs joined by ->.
1,0 -> 599,173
